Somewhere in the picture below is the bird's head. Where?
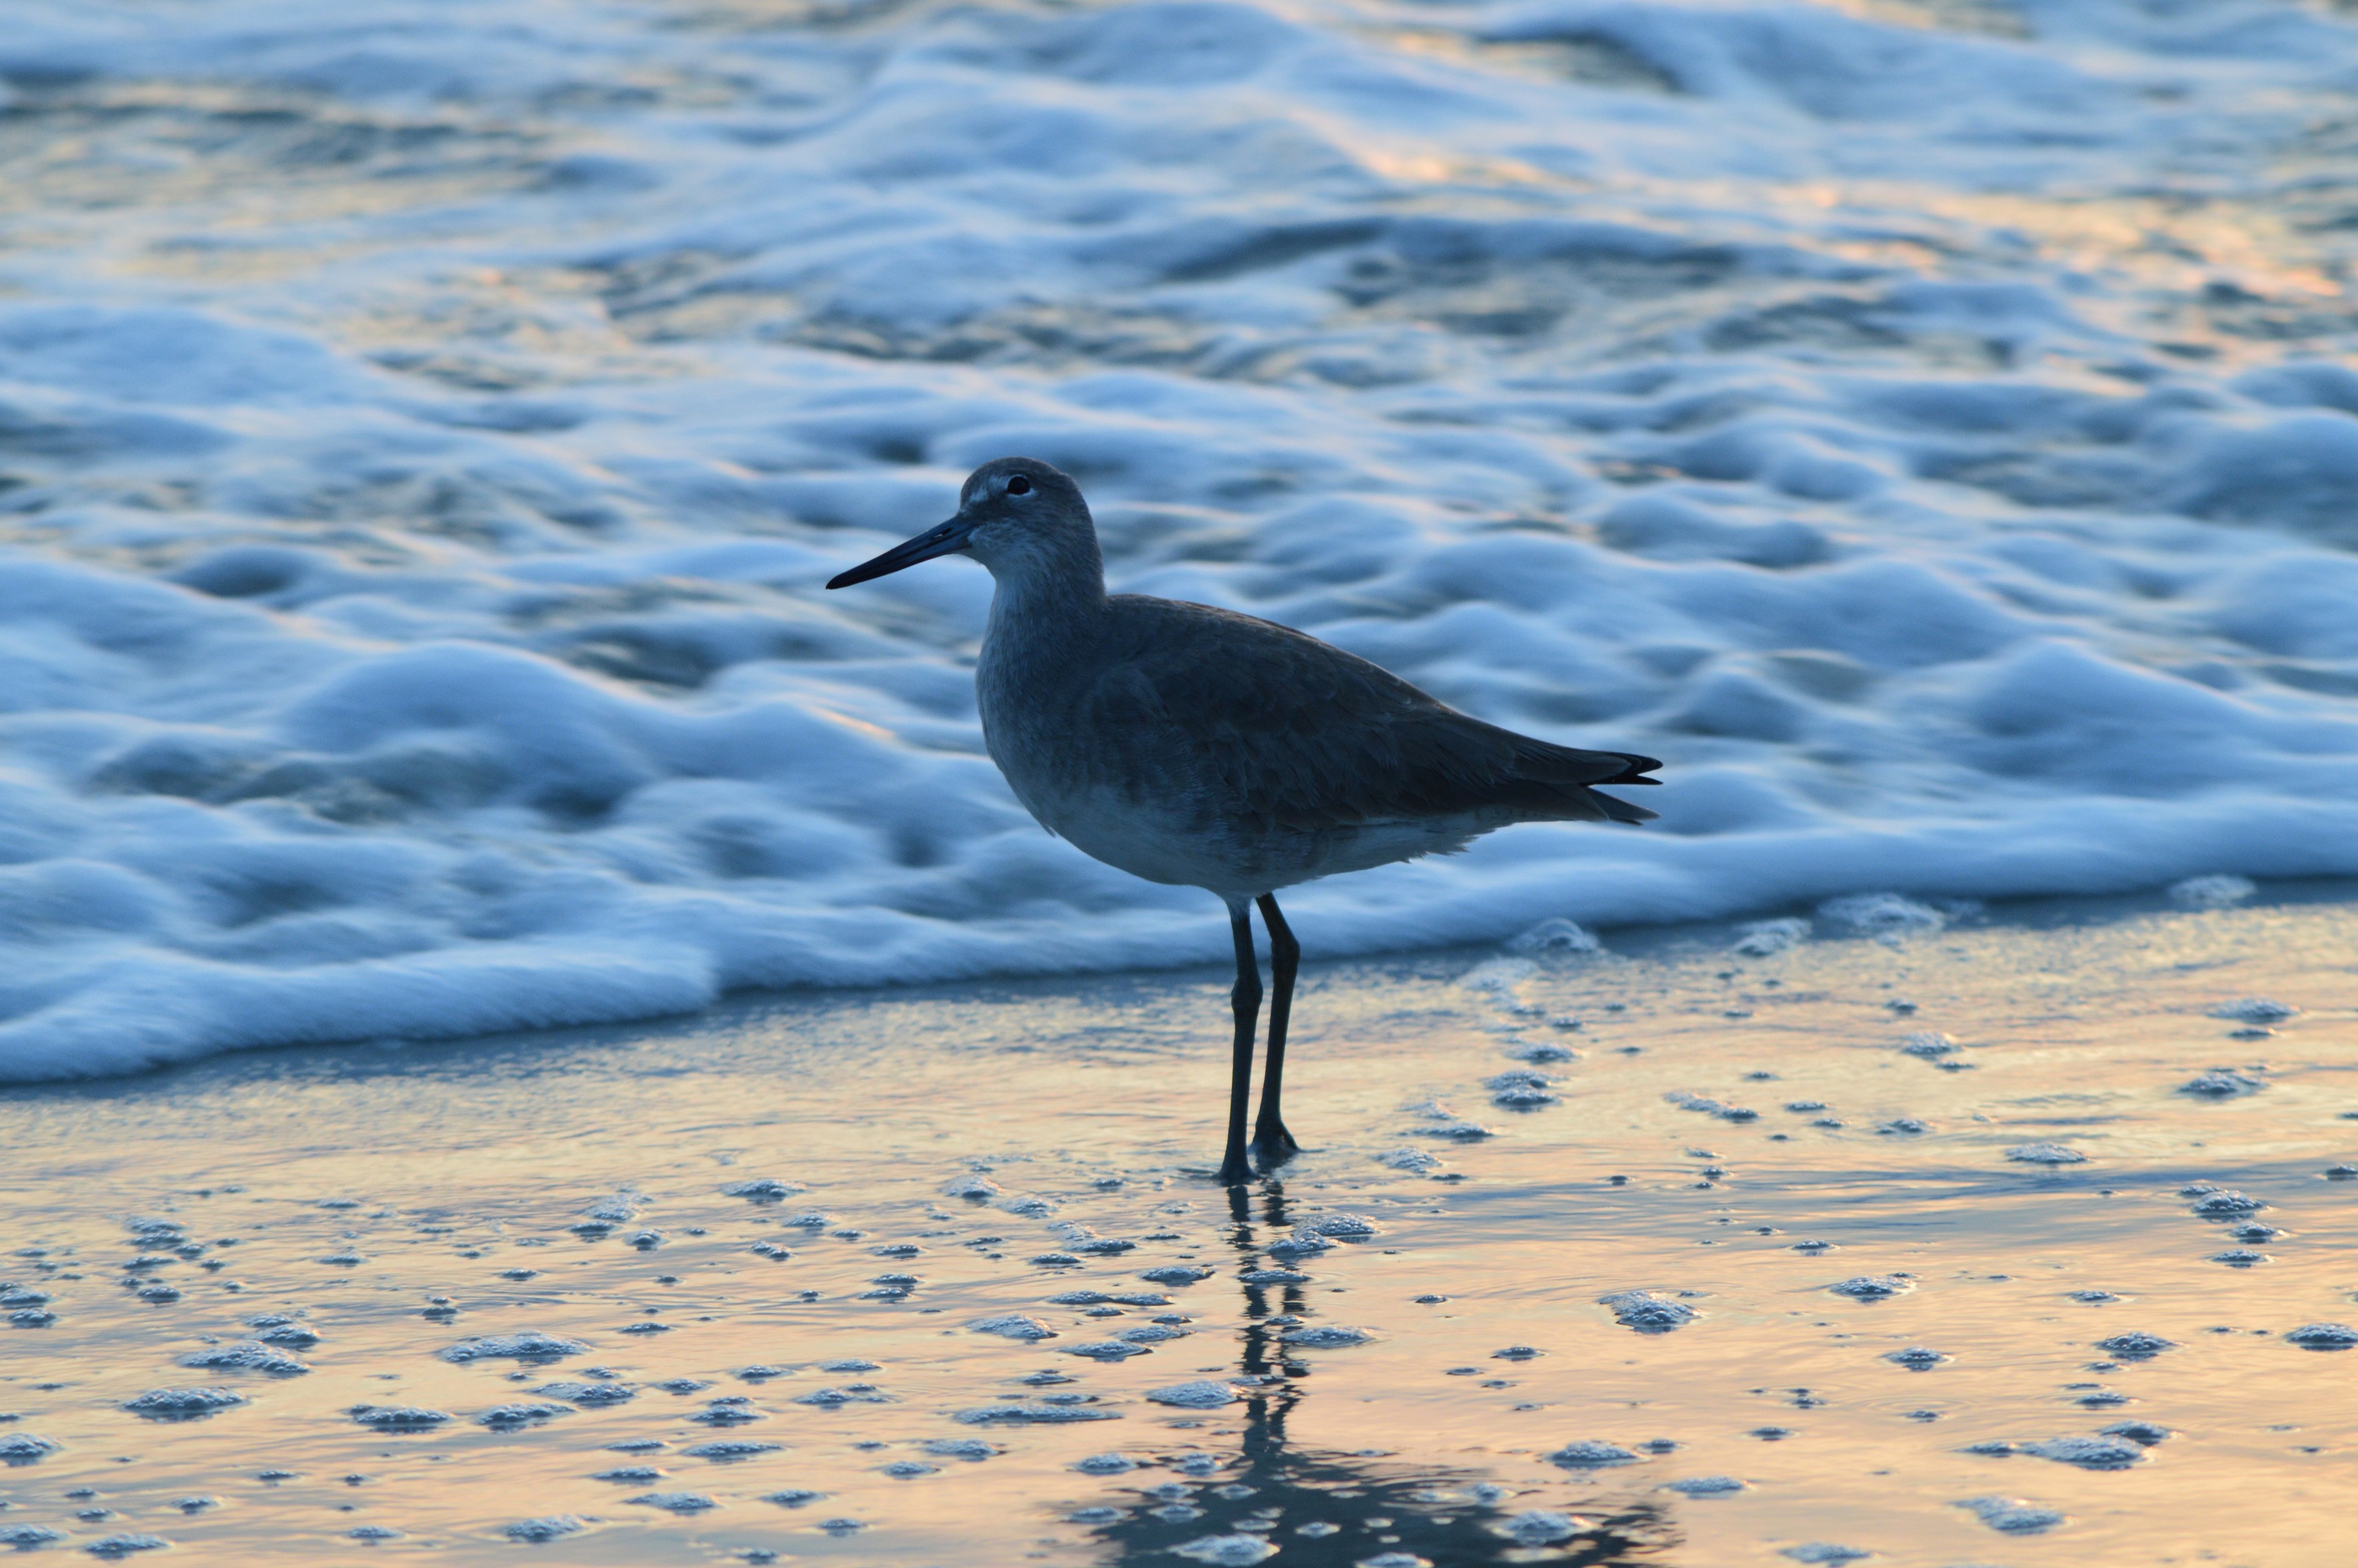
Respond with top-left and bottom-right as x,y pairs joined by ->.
826,457 -> 1098,590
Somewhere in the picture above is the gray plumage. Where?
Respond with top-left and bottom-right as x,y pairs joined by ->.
829,456 -> 1660,1181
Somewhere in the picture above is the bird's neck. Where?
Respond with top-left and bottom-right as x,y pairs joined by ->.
981,536 -> 1108,661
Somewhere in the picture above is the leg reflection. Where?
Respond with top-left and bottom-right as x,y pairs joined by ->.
1071,1185 -> 1674,1564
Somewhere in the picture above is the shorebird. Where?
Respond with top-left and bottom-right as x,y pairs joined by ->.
829,458 -> 1661,1183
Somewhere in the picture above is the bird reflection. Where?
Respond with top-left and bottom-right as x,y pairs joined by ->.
1072,1184 -> 1676,1565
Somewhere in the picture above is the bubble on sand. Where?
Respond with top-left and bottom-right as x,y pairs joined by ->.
1829,1276 -> 1915,1301
819,1358 -> 882,1373
1507,1040 -> 1580,1065
1665,1475 -> 1748,1496
2067,1290 -> 2120,1304
1267,1231 -> 1334,1261
441,1332 -> 588,1364
1075,1453 -> 1136,1474
1376,1148 -> 1442,1174
2211,1249 -> 2270,1267
124,1388 -> 247,1420
2286,1322 -> 2358,1350
1240,1267 -> 1310,1286
84,1534 -> 171,1560
942,1175 -> 1000,1200
762,1490 -> 824,1508
1820,893 -> 1945,938
2181,1070 -> 2265,1097
971,1315 -> 1057,1341
783,1212 -> 831,1229
538,1381 -> 635,1406
1170,1536 -> 1278,1566
1960,1496 -> 2064,1533
1897,1032 -> 1961,1059
2099,1421 -> 2173,1446
1068,1505 -> 1123,1525
1488,1075 -> 1560,1109
1548,1440 -> 1640,1468
2210,998 -> 2297,1024
2190,1191 -> 2265,1218
921,1438 -> 995,1461
0,1528 -> 64,1548
0,1433 -> 60,1464
881,1460 -> 936,1479
691,1399 -> 769,1425
1148,1381 -> 1242,1409
2008,1144 -> 2088,1165
504,1517 -> 584,1543
721,1178 -> 804,1203
629,1492 -> 717,1512
1140,1266 -> 1214,1286
481,1400 -> 571,1428
1498,1509 -> 1584,1544
1734,918 -> 1810,957
1063,1341 -> 1151,1362
955,1401 -> 1120,1424
346,1526 -> 401,1542
251,1320 -> 320,1348
1305,1214 -> 1379,1242
2029,1436 -> 2146,1469
180,1342 -> 307,1375
1118,1325 -> 1187,1344
593,1466 -> 664,1482
1600,1290 -> 1699,1333
1875,1118 -> 1929,1135
1280,1325 -> 1372,1348
1414,1115 -> 1496,1141
1508,918 -> 1601,956
1491,1346 -> 1542,1362
2094,1332 -> 2174,1359
1782,1544 -> 1870,1565
2169,875 -> 2255,909
349,1405 -> 451,1430
1886,1347 -> 1947,1370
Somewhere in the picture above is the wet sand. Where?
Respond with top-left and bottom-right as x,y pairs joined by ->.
3,888 -> 2355,1567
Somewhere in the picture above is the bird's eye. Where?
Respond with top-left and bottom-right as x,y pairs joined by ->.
1005,475 -> 1032,496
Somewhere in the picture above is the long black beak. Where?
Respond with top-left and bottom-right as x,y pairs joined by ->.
825,515 -> 974,589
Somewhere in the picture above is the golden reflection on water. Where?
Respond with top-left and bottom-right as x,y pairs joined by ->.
2,891 -> 2354,1564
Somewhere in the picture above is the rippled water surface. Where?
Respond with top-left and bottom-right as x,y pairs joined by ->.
8,1 -> 2358,1076
3,892 -> 2354,1563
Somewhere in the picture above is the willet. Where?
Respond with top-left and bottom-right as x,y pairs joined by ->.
830,458 -> 1661,1182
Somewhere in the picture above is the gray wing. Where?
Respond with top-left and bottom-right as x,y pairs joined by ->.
1085,596 -> 1660,835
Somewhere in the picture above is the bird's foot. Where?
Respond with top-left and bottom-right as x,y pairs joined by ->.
1214,1149 -> 1256,1186
1249,1123 -> 1300,1167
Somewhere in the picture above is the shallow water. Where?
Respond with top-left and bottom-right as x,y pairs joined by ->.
4,890 -> 2354,1564
9,1 -> 2358,1077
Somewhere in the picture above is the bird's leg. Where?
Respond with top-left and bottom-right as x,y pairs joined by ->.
1250,893 -> 1302,1165
1217,899 -> 1262,1186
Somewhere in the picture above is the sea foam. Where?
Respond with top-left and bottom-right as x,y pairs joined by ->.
3,0 -> 2358,1078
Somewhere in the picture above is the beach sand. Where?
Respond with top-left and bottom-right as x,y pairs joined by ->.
3,887 -> 2355,1565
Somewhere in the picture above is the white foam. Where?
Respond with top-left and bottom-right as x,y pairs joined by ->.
4,0 -> 2358,1077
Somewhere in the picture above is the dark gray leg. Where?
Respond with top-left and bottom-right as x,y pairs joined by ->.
1216,898 -> 1261,1186
1251,893 -> 1301,1165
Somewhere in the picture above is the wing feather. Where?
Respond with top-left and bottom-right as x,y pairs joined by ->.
1085,597 -> 1659,835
